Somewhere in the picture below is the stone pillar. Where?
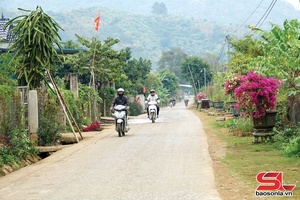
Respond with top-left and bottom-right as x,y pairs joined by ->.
58,92 -> 66,130
28,90 -> 38,143
70,73 -> 78,98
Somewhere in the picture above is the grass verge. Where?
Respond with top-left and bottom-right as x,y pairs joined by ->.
192,108 -> 300,200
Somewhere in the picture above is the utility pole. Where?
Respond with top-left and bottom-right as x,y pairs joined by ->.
204,68 -> 207,91
226,35 -> 230,71
187,65 -> 198,101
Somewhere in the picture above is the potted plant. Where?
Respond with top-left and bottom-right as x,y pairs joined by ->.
197,92 -> 210,109
233,71 -> 281,129
224,73 -> 242,115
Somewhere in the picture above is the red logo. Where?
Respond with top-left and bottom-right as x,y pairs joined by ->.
256,172 -> 296,191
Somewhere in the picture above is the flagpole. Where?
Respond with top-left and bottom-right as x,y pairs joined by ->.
91,10 -> 100,121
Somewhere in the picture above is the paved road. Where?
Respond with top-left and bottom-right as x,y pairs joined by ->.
0,101 -> 220,200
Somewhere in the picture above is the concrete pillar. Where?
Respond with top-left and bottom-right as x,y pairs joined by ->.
58,92 -> 66,130
28,90 -> 38,143
70,73 -> 78,98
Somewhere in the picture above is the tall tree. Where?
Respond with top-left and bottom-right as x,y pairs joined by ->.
250,20 -> 300,125
74,35 -> 126,88
157,47 -> 187,78
158,69 -> 179,96
123,56 -> 152,95
151,1 -> 168,15
4,6 -> 63,89
181,56 -> 212,94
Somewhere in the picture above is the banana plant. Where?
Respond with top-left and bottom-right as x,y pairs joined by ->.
4,6 -> 63,89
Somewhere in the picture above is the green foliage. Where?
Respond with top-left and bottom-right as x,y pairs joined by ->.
158,69 -> 180,96
5,6 -> 63,89
63,90 -> 83,129
273,126 -> 300,150
0,86 -> 23,135
0,128 -> 39,166
79,83 -> 102,109
283,137 -> 300,157
0,53 -> 17,86
225,118 -> 235,130
82,117 -> 92,126
129,101 -> 143,116
158,48 -> 187,79
123,53 -> 152,95
230,19 -> 300,125
74,36 -> 126,84
180,56 -> 213,90
234,118 -> 254,133
144,73 -> 162,93
37,115 -> 60,146
98,86 -> 115,106
37,88 -> 61,146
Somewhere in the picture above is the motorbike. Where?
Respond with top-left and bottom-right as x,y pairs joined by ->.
147,101 -> 158,123
184,99 -> 189,107
112,105 -> 128,137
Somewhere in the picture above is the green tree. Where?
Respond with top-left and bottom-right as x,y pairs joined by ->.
74,35 -> 126,87
229,35 -> 263,74
180,56 -> 213,93
157,47 -> 187,78
62,40 -> 81,49
250,20 -> 300,125
0,53 -> 17,86
151,2 -> 168,15
4,6 -> 63,89
158,69 -> 179,96
124,56 -> 152,95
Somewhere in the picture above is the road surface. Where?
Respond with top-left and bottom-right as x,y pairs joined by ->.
0,101 -> 221,200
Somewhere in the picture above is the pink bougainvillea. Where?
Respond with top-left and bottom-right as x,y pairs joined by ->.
233,71 -> 281,118
224,73 -> 243,96
83,121 -> 101,132
197,92 -> 205,100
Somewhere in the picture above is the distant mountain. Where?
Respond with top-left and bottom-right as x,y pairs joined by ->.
1,0 -> 299,68
2,0 -> 299,26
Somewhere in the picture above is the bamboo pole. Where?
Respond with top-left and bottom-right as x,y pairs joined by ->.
46,69 -> 83,141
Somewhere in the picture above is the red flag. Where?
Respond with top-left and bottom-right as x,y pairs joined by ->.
94,11 -> 100,30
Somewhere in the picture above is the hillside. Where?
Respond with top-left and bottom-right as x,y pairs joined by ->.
2,0 -> 299,25
1,0 -> 300,68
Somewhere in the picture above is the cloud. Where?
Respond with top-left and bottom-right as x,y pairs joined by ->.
286,0 -> 300,10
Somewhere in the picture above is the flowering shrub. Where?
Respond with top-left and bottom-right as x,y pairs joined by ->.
234,71 -> 281,118
197,92 -> 206,100
83,121 -> 101,132
224,73 -> 242,96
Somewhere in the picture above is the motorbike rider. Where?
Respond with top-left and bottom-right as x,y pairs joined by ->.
146,89 -> 160,118
110,88 -> 130,131
184,92 -> 189,106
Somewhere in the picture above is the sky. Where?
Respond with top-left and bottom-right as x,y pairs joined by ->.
286,0 -> 300,9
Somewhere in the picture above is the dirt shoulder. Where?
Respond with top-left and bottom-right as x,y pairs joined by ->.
192,109 -> 256,200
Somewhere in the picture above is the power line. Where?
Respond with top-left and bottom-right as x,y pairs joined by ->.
247,0 -> 278,35
232,0 -> 265,34
256,0 -> 277,28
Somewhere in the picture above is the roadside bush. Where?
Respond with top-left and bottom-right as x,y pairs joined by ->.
0,128 -> 38,166
37,115 -> 60,146
83,121 -> 100,132
129,102 -> 143,116
234,117 -> 254,132
283,136 -> 300,157
272,125 -> 300,151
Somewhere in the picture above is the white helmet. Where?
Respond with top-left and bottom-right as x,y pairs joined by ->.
117,88 -> 124,92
